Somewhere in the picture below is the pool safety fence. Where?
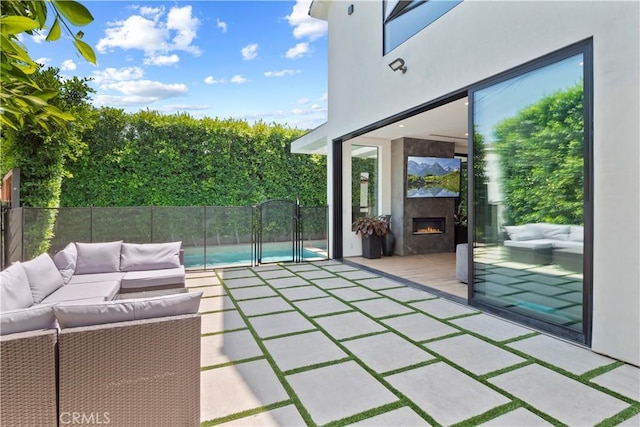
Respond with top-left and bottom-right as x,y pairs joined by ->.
0,202 -> 328,269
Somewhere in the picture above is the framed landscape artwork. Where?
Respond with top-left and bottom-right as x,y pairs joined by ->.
406,156 -> 461,198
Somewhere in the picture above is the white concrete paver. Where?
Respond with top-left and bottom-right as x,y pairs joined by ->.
342,332 -> 435,374
228,285 -> 277,301
311,277 -> 355,289
379,286 -> 436,302
268,276 -> 309,289
218,269 -> 256,280
410,298 -> 478,319
339,270 -> 379,280
220,405 -> 306,426
329,287 -> 381,302
590,364 -> 640,401
352,298 -> 414,318
315,311 -> 386,340
287,361 -> 398,425
278,286 -> 329,301
351,407 -> 431,426
263,331 -> 348,372
508,334 -> 615,375
249,311 -> 316,338
190,285 -> 225,297
481,408 -> 553,426
424,334 -> 526,376
386,362 -> 511,426
298,270 -> 336,280
381,313 -> 458,342
285,264 -> 321,272
199,295 -> 234,313
321,263 -> 358,273
293,297 -> 353,317
237,297 -> 294,316
186,276 -> 221,287
489,364 -> 630,426
201,310 -> 246,334
256,269 -> 295,279
201,330 -> 262,367
200,360 -> 289,423
356,277 -> 405,290
450,313 -> 533,342
223,276 -> 265,288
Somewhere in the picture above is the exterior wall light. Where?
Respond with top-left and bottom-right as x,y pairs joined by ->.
389,58 -> 407,73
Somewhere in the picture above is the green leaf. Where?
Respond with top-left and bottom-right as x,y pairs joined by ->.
53,0 -> 94,27
33,89 -> 60,101
76,30 -> 84,40
33,1 -> 48,28
46,18 -> 62,42
73,38 -> 96,65
0,16 -> 40,35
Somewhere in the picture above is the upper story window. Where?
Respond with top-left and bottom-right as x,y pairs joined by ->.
384,0 -> 462,54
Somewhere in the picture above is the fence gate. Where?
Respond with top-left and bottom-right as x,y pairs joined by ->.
253,200 -> 301,265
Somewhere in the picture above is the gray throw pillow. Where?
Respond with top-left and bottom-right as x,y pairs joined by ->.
21,253 -> 64,304
120,242 -> 182,272
75,241 -> 123,275
0,263 -> 33,311
53,242 -> 77,284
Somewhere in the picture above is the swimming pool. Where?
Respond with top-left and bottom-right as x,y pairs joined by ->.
183,243 -> 327,269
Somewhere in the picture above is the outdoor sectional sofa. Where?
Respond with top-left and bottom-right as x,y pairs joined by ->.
0,241 -> 202,426
503,223 -> 584,270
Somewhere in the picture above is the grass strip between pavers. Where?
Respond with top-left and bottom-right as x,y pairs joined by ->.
199,262 -> 639,427
200,400 -> 291,427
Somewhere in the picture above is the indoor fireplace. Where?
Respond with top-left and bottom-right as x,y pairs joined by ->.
413,217 -> 445,235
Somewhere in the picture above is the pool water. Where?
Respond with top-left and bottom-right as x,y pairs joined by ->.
183,244 -> 326,268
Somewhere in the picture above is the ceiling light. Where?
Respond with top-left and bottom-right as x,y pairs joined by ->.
399,124 -> 405,128
464,101 -> 469,106
464,133 -> 469,136
388,58 -> 407,73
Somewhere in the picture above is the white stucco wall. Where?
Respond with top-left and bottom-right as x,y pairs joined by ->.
318,1 -> 639,365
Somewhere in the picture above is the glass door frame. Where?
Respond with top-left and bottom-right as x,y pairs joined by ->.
467,39 -> 594,345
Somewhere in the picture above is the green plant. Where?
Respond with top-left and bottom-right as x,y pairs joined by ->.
352,215 -> 388,238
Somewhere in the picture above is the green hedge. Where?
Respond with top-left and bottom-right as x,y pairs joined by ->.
61,108 -> 327,207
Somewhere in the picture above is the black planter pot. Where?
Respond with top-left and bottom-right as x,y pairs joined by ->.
455,225 -> 468,245
361,235 -> 382,259
382,229 -> 395,256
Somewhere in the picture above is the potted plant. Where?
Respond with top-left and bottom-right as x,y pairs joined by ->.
454,202 -> 468,245
352,215 -> 388,259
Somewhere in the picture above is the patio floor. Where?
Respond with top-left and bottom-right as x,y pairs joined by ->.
188,261 -> 640,426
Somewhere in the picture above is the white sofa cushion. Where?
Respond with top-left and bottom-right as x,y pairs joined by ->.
68,272 -> 125,285
525,223 -> 570,240
120,267 -> 185,290
41,281 -> 120,304
0,263 -> 33,311
21,253 -> 64,304
75,241 -> 123,275
504,225 -> 542,241
120,242 -> 181,272
53,292 -> 202,329
0,304 -> 56,335
503,240 -> 554,250
569,225 -> 584,242
53,242 -> 77,284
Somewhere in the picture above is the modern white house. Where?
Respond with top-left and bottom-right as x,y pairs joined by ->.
292,1 -> 639,366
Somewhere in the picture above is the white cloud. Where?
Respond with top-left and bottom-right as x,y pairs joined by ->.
102,80 -> 188,98
216,18 -> 227,33
285,42 -> 310,59
159,104 -> 211,112
285,0 -> 327,41
92,67 -> 145,84
320,92 -> 328,102
35,57 -> 51,66
96,6 -> 200,64
61,59 -> 77,71
310,103 -> 323,111
144,54 -> 180,66
204,75 -> 224,84
31,31 -> 46,44
295,98 -> 310,105
241,43 -> 259,61
230,75 -> 247,84
264,69 -> 300,77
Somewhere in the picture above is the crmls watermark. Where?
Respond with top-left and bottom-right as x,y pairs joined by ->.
59,412 -> 111,425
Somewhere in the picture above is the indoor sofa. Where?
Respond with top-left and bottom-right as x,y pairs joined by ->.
503,223 -> 584,268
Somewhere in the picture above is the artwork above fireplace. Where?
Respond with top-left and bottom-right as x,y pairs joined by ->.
413,217 -> 445,235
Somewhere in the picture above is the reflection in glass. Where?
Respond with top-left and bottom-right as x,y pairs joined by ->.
472,54 -> 585,332
351,145 -> 379,222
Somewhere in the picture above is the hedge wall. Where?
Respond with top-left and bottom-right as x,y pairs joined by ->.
61,108 -> 327,207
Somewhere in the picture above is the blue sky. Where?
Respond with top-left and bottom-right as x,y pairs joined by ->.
23,1 -> 328,130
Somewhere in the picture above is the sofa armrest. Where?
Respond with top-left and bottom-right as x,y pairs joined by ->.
58,314 -> 200,427
0,329 -> 58,426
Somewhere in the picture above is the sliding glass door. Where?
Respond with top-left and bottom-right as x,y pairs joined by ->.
470,42 -> 592,342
